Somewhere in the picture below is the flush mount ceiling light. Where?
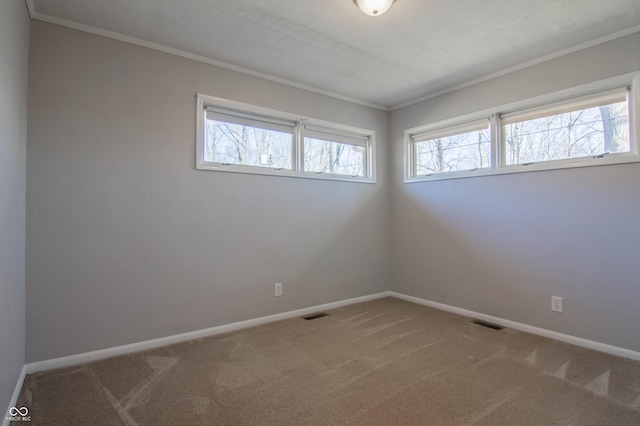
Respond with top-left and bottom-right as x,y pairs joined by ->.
354,0 -> 396,16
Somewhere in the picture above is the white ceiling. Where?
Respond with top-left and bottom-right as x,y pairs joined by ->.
30,0 -> 640,109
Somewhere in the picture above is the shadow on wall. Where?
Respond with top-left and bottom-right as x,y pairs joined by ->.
393,182 -> 541,321
26,167 -> 388,362
291,187 -> 389,303
186,174 -> 389,317
392,163 -> 640,347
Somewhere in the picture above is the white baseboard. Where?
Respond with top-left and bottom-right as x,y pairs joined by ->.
3,366 -> 26,426
25,291 -> 392,374
22,289 -> 640,380
389,291 -> 640,361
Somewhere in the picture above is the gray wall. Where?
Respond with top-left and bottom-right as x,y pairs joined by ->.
26,22 -> 390,363
25,18 -> 640,364
0,0 -> 29,412
390,33 -> 640,352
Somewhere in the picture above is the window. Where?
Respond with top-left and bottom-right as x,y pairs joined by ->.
302,125 -> 369,177
502,92 -> 629,166
196,94 -> 375,183
411,120 -> 491,176
204,108 -> 295,170
405,74 -> 639,182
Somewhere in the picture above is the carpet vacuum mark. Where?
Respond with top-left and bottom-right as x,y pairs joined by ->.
13,297 -> 640,425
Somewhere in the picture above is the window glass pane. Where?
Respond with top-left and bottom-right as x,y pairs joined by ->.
304,137 -> 365,177
504,100 -> 629,165
414,127 -> 491,175
204,119 -> 293,169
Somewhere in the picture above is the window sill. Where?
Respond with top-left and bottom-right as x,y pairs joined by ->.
404,153 -> 640,183
197,162 -> 376,184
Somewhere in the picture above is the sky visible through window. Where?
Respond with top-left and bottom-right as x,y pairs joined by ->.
204,116 -> 368,176
415,128 -> 491,175
413,99 -> 629,175
504,101 -> 629,165
204,120 -> 293,169
304,137 -> 365,177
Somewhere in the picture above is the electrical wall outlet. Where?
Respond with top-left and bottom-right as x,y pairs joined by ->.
274,283 -> 283,297
551,296 -> 563,313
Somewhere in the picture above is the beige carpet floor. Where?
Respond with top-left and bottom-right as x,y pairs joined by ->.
13,297 -> 640,425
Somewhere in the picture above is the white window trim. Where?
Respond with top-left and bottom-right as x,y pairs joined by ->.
404,72 -> 640,183
408,118 -> 492,178
196,94 -> 376,183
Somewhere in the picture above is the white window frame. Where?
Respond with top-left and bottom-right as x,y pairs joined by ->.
301,124 -> 372,179
408,118 -> 492,178
404,72 -> 640,183
196,94 -> 376,183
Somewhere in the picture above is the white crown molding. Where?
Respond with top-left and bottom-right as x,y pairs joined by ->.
390,25 -> 640,111
25,8 -> 390,112
389,292 -> 640,361
24,1 -> 640,113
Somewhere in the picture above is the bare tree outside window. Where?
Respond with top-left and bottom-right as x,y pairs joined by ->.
504,100 -> 629,165
197,96 -> 376,182
304,137 -> 365,177
406,88 -> 634,182
204,119 -> 293,169
414,127 -> 491,175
